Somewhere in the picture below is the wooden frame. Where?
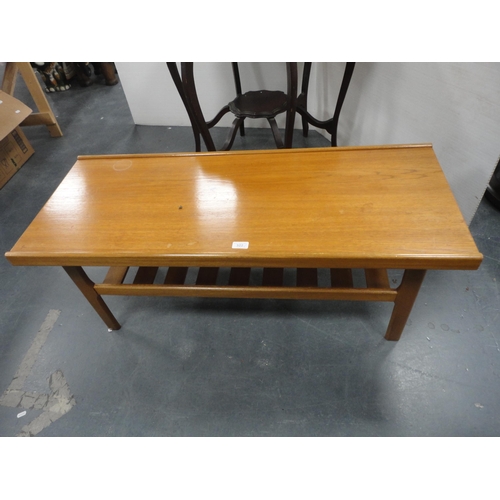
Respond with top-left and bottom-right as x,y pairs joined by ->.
167,62 -> 297,151
296,62 -> 356,147
2,62 -> 63,138
6,145 -> 482,341
62,265 -> 423,341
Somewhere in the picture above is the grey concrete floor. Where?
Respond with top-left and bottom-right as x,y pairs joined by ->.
1,63 -> 499,437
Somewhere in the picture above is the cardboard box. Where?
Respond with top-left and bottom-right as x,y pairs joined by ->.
0,90 -> 34,189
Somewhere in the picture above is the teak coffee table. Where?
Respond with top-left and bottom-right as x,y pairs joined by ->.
5,145 -> 483,341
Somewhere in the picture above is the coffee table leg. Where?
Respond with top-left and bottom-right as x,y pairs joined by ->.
384,269 -> 426,341
63,266 -> 121,330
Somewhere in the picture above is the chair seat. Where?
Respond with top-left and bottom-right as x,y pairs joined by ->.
229,90 -> 288,119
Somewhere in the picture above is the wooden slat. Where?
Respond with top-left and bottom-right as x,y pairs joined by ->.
95,283 -> 397,302
296,268 -> 318,287
133,266 -> 158,284
164,267 -> 188,284
196,267 -> 219,285
103,266 -> 129,285
262,268 -> 284,287
365,269 -> 390,289
330,268 -> 353,288
228,267 -> 251,286
1,62 -> 18,94
21,112 -> 55,127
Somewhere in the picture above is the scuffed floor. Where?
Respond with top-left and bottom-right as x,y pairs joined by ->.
0,63 -> 499,436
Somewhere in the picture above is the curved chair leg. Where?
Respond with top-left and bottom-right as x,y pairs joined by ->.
167,62 -> 202,152
284,62 -> 297,149
268,117 -> 284,149
299,62 -> 312,137
330,62 -> 355,147
180,63 -> 217,151
221,117 -> 244,151
296,62 -> 355,147
194,132 -> 201,152
231,63 -> 245,137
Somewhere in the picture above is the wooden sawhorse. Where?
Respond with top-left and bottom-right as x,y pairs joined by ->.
2,62 -> 63,138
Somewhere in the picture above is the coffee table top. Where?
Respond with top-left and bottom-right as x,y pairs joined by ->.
6,145 -> 483,270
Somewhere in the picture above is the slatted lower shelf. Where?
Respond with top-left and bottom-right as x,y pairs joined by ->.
94,266 -> 397,302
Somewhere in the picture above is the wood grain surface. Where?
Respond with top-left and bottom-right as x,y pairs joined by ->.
6,145 -> 482,270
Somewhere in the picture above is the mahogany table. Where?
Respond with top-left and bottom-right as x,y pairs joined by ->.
5,145 -> 483,340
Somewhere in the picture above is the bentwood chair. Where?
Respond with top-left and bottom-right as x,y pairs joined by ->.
296,62 -> 355,147
167,62 -> 298,151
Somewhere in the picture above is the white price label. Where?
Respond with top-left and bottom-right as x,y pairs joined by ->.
232,241 -> 249,249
